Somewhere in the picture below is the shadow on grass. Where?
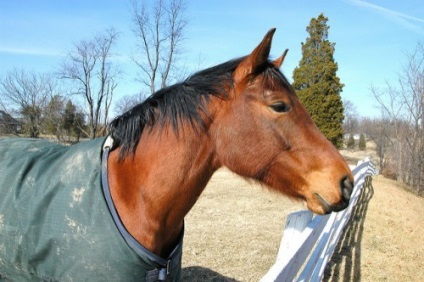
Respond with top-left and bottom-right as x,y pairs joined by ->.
181,266 -> 239,281
323,176 -> 375,281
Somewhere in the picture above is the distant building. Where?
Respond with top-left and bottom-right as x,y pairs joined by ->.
0,110 -> 22,134
344,133 -> 362,141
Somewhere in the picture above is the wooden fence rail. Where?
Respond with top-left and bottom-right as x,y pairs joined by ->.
261,158 -> 378,282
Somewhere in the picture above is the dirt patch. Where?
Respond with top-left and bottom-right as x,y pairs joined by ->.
182,168 -> 424,281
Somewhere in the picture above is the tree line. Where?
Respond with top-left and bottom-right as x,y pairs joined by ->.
0,0 -> 187,141
344,43 -> 423,195
0,28 -> 121,140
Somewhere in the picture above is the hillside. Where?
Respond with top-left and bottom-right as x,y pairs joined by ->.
359,176 -> 423,281
181,165 -> 424,281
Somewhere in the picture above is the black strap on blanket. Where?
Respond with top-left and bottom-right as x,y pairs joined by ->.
101,137 -> 183,281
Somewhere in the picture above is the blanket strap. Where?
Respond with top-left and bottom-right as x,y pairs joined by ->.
101,136 -> 183,281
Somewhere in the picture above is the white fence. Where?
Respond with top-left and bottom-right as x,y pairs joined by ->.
261,158 -> 378,282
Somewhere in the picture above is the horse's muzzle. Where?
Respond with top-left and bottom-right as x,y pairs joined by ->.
315,176 -> 354,214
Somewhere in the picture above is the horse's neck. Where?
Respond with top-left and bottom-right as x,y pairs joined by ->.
107,125 -> 218,257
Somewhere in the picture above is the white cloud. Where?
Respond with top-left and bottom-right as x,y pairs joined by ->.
346,0 -> 424,34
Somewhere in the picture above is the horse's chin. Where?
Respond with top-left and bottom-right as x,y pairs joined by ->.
305,200 -> 330,215
305,193 -> 349,215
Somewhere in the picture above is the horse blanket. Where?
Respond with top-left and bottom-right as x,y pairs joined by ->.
0,137 -> 182,281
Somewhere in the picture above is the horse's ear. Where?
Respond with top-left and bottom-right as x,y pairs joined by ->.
233,28 -> 276,83
272,49 -> 289,68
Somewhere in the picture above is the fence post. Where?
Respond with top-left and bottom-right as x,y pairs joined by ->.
276,211 -> 313,261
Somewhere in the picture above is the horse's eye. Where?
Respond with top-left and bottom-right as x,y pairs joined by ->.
270,102 -> 290,113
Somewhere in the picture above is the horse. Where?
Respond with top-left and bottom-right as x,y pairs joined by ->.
0,28 -> 353,281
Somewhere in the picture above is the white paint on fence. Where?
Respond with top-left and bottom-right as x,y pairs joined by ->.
261,158 -> 378,282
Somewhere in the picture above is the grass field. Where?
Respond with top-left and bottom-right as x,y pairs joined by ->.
181,158 -> 424,281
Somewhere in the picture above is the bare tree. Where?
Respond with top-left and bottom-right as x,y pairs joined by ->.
343,98 -> 358,135
131,0 -> 188,94
0,69 -> 56,137
372,42 -> 424,194
114,92 -> 145,114
362,116 -> 393,173
399,42 -> 424,193
60,28 -> 119,139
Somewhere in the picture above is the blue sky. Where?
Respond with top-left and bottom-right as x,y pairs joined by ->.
1,0 -> 423,118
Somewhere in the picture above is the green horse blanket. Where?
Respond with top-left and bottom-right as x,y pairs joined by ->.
0,137 -> 182,281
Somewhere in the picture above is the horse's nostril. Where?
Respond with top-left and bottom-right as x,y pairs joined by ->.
340,176 -> 354,202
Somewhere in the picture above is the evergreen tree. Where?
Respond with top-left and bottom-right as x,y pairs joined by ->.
72,110 -> 86,142
293,14 -> 345,148
62,100 -> 86,142
63,100 -> 76,140
44,95 -> 65,140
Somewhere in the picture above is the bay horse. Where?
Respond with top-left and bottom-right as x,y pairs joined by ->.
0,29 -> 353,281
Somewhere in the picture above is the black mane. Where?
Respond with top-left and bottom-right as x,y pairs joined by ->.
108,57 -> 244,158
108,56 -> 293,158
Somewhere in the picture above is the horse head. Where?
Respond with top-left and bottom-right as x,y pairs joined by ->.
210,29 -> 353,215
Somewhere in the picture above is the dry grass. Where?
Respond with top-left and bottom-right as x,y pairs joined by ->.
182,169 -> 304,281
339,141 -> 378,164
181,163 -> 424,281
360,176 -> 423,281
